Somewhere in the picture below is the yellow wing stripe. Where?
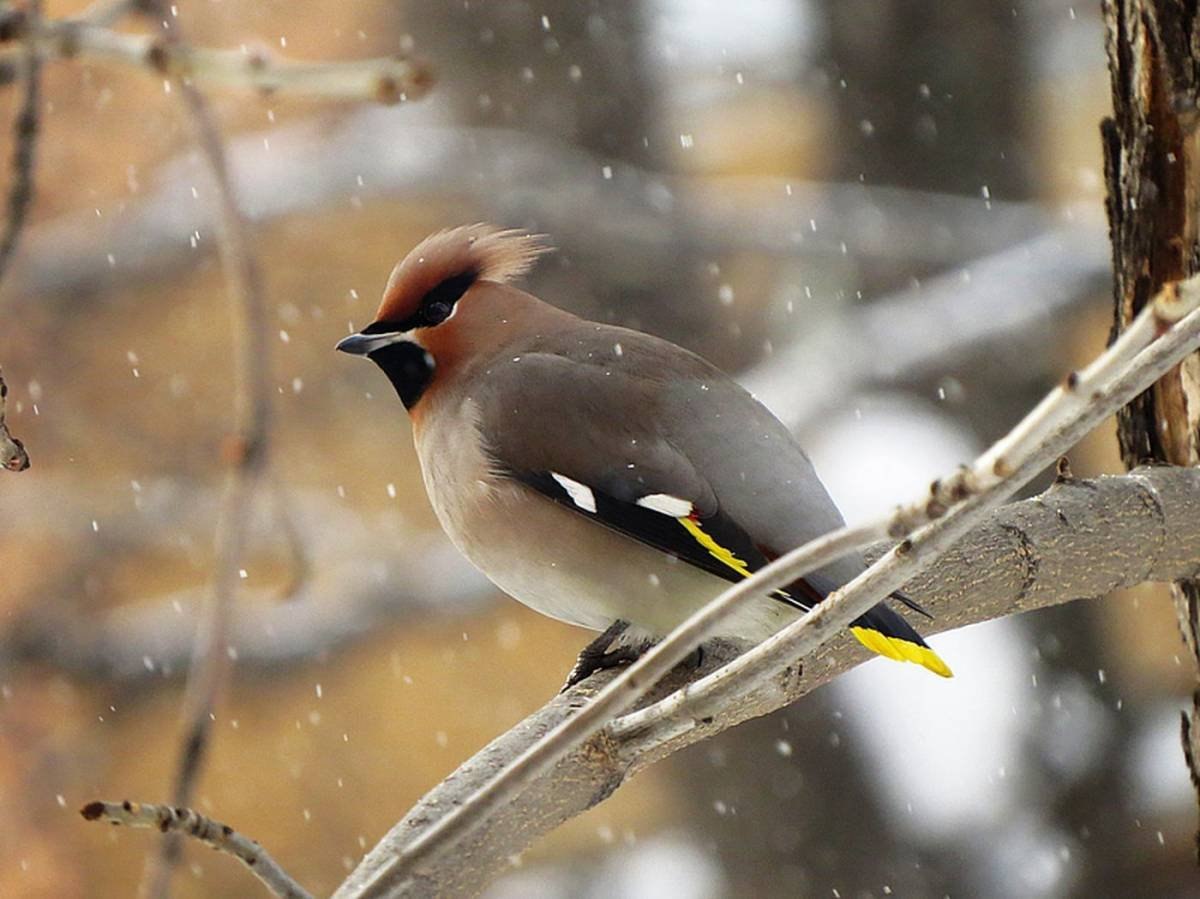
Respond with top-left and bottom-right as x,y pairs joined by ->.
678,516 -> 953,679
678,515 -> 754,578
851,626 -> 954,678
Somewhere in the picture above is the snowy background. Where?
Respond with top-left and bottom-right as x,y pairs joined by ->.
0,1 -> 1193,897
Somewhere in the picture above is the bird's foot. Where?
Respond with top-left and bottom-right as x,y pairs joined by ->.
561,623 -> 709,692
561,619 -> 637,692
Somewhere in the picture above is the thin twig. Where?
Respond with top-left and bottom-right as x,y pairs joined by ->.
140,10 -> 273,898
885,272 -> 1199,535
355,275 -> 1200,896
0,1 -> 39,473
81,800 -> 312,899
613,277 -> 1200,734
0,0 -> 41,284
267,473 -> 312,601
0,367 -> 29,471
0,15 -> 432,103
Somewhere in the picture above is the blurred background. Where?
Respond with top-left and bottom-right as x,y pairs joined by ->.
0,1 -> 1195,897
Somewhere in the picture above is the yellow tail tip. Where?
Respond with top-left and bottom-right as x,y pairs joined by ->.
850,626 -> 953,678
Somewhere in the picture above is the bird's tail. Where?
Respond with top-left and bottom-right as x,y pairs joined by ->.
849,603 -> 953,677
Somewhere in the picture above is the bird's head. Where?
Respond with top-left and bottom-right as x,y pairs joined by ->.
336,223 -> 550,410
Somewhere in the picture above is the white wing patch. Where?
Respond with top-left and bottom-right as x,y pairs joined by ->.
635,493 -> 694,517
550,472 -> 597,513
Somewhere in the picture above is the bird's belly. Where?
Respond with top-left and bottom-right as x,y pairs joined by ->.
452,486 -> 795,640
413,401 -> 793,641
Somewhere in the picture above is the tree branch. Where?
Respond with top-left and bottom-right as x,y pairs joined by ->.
142,8 -> 275,895
0,0 -> 41,284
0,0 -> 41,474
334,465 -> 1200,898
0,367 -> 29,472
0,12 -> 432,104
81,800 -> 312,899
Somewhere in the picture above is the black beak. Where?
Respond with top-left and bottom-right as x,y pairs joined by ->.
336,332 -> 401,356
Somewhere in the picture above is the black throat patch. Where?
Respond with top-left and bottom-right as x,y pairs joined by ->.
368,341 -> 435,410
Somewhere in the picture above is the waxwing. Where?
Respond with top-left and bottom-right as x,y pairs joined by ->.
337,224 -> 952,682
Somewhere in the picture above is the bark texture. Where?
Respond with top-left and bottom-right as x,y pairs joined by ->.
1102,0 -> 1200,853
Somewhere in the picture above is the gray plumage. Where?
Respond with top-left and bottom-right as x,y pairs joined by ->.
337,224 -> 950,676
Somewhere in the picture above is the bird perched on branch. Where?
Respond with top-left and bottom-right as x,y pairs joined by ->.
337,224 -> 951,683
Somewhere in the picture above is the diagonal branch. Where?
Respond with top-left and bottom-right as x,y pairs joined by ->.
617,278 -> 1199,735
81,800 -> 311,899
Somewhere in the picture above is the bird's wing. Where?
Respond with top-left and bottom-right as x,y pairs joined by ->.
475,342 -> 951,677
477,350 -> 818,611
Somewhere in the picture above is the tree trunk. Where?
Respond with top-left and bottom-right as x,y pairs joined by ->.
1102,0 -> 1200,858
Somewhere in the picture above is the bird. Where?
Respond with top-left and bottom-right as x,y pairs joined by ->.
336,224 -> 952,684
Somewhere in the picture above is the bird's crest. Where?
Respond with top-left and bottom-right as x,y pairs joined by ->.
375,224 -> 551,325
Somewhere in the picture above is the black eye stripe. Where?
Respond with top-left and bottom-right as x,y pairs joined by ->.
362,268 -> 480,334
420,270 -> 478,322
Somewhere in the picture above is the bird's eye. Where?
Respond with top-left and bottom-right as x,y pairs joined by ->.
424,301 -> 452,325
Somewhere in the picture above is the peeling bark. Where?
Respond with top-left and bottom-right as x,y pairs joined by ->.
1103,0 -> 1200,859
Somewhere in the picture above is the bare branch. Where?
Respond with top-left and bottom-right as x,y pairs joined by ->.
335,465 -> 1200,898
0,14 -> 431,104
141,10 -> 274,895
0,367 -> 29,471
0,0 -> 43,471
81,800 -> 312,899
265,473 -> 313,601
618,270 -> 1200,738
0,0 -> 41,284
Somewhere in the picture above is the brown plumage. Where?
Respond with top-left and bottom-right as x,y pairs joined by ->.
336,224 -> 953,680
